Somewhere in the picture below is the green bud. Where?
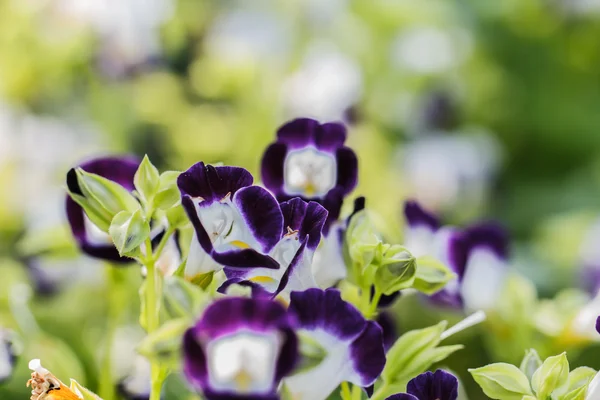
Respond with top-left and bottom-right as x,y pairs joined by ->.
374,245 -> 417,295
412,256 -> 456,295
346,210 -> 382,267
520,349 -> 542,382
134,155 -> 160,207
469,363 -> 533,399
109,209 -> 151,256
532,353 -> 569,399
69,379 -> 103,400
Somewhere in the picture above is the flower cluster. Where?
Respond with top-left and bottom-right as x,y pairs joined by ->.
20,117 -> 600,400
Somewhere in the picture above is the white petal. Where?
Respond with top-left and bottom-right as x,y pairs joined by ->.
207,331 -> 281,394
185,236 -> 221,277
404,225 -> 436,258
283,149 -> 337,197
0,342 -> 12,381
460,249 -> 508,312
155,235 -> 182,277
571,291 -> 600,339
312,226 -> 347,288
586,371 -> 600,400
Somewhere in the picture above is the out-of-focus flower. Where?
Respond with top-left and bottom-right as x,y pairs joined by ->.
117,355 -> 150,400
261,118 -> 358,231
221,198 -> 328,298
401,131 -> 501,213
404,201 -> 509,312
385,370 -> 458,400
578,218 -> 600,295
284,288 -> 385,400
66,156 -> 140,263
182,297 -> 297,400
282,47 -> 362,122
390,25 -> 472,75
0,329 -> 18,384
178,162 -> 283,276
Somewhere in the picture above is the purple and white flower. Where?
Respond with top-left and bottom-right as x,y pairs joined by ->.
385,370 -> 458,400
66,156 -> 182,272
0,329 -> 18,384
66,156 -> 140,263
261,118 -> 358,232
284,288 -> 385,400
221,197 -> 328,298
182,297 -> 298,400
178,162 -> 285,277
404,200 -> 509,312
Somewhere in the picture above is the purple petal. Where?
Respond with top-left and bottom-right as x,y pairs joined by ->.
428,290 -> 464,309
349,321 -> 386,386
406,370 -> 459,400
233,186 -> 284,253
183,329 -> 208,390
404,201 -> 440,231
376,312 -> 398,352
462,222 -> 509,261
320,188 -> 345,235
386,395 -> 419,400
178,162 -> 253,203
443,228 -> 469,278
315,122 -> 347,151
580,264 -> 600,296
335,147 -> 358,196
276,118 -> 321,149
347,196 -> 366,225
288,288 -> 366,341
260,143 -> 288,196
596,316 -> 600,335
280,198 -> 328,251
65,156 -> 139,263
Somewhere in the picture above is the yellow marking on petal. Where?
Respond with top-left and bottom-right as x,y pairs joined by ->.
250,276 -> 277,284
234,369 -> 253,391
230,240 -> 251,249
303,183 -> 316,197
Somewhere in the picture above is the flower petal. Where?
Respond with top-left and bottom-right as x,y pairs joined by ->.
404,200 -> 440,231
406,370 -> 459,400
233,186 -> 284,254
280,198 -> 328,251
261,143 -> 288,196
178,162 -> 253,203
335,146 -> 358,196
315,122 -> 347,151
276,118 -> 320,149
348,321 -> 386,386
386,395 -> 419,400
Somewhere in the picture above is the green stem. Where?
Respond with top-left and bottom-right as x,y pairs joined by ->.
368,288 -> 382,319
144,238 -> 165,400
98,266 -> 122,400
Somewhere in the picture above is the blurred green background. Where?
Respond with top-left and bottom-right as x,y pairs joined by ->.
3,0 -> 600,398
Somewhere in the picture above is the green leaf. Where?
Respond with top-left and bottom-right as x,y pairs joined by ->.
163,275 -> 209,319
561,385 -> 589,400
559,367 -> 597,400
374,245 -> 417,295
77,168 -> 139,215
153,170 -> 182,210
532,353 -> 569,399
109,210 -> 150,256
188,271 -> 214,290
412,256 -> 457,295
402,344 -> 464,379
382,321 -> 447,384
520,349 -> 542,382
166,204 -> 188,228
137,318 -> 191,362
469,363 -> 533,400
70,379 -> 103,400
134,155 -> 160,206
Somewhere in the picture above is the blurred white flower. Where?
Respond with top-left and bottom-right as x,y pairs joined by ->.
391,25 -> 473,74
282,45 -> 362,122
400,128 -> 501,212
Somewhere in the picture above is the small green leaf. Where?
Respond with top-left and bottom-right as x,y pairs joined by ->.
137,318 -> 191,361
70,379 -> 103,400
382,321 -> 447,384
412,256 -> 457,295
520,349 -> 542,382
469,363 -> 533,400
77,168 -> 139,215
153,171 -> 182,211
167,204 -> 188,228
559,367 -> 597,400
188,271 -> 214,290
561,385 -> 589,400
134,155 -> 160,206
532,353 -> 569,399
109,210 -> 150,256
402,344 -> 464,379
